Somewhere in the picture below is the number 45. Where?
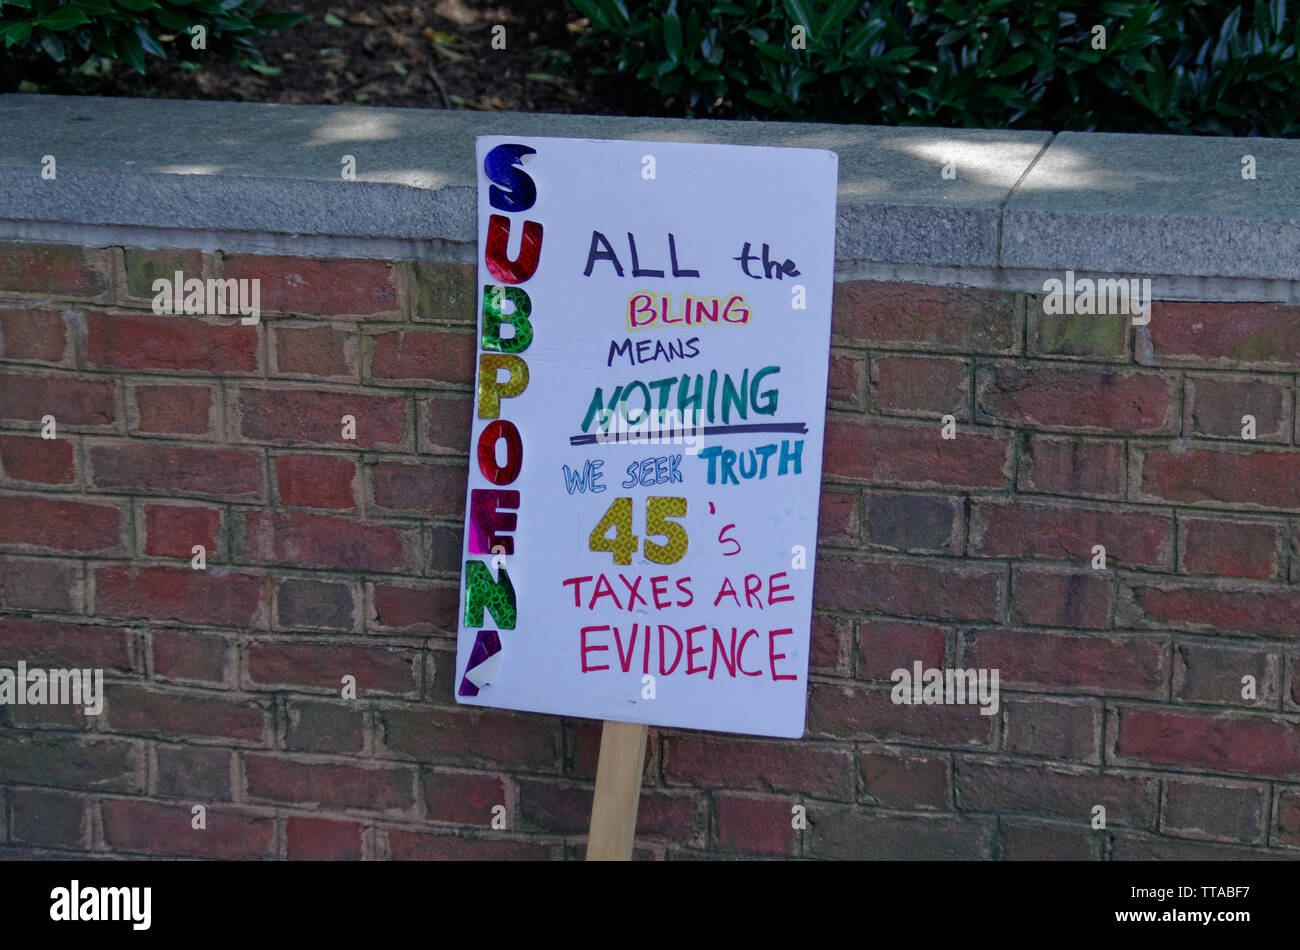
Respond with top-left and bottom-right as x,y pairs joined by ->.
589,497 -> 688,565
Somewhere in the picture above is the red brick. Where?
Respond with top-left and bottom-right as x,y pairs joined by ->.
1180,517 -> 1281,579
0,434 -> 74,484
371,460 -> 466,516
221,254 -> 399,315
956,760 -> 1157,825
0,618 -> 132,670
0,494 -> 122,553
1001,820 -> 1100,860
1135,444 -> 1300,511
824,419 -> 1011,489
0,308 -> 68,363
423,770 -> 507,825
833,281 -> 1019,353
379,706 -> 560,772
273,324 -> 356,378
89,442 -> 262,500
808,807 -> 993,859
247,640 -> 419,696
663,736 -> 853,801
369,581 -> 459,634
152,629 -> 230,684
0,371 -> 115,426
965,628 -> 1165,697
131,383 -> 214,435
808,683 -> 994,746
9,789 -> 89,850
857,620 -> 945,681
973,501 -> 1170,568
285,699 -> 366,753
104,684 -> 270,743
1123,582 -> 1300,637
1148,301 -> 1300,368
858,749 -> 948,808
387,830 -> 549,860
978,363 -> 1177,433
1004,699 -> 1102,762
516,778 -> 702,842
810,613 -> 849,672
814,556 -> 1005,622
714,793 -> 799,855
0,243 -> 109,296
275,578 -> 357,631
420,392 -> 473,454
1277,789 -> 1300,847
287,816 -> 364,860
1162,779 -> 1266,843
101,800 -> 273,859
817,489 -> 858,546
1018,434 -> 1124,499
0,733 -> 144,792
872,355 -> 969,418
864,492 -> 961,553
143,503 -> 222,559
827,350 -> 866,409
370,328 -> 475,384
1173,642 -> 1279,708
236,386 -> 407,448
120,248 -> 204,299
274,453 -> 358,509
243,509 -> 419,573
1115,707 -> 1300,776
411,261 -> 476,324
244,754 -> 415,813
1010,566 -> 1113,629
1185,375 -> 1292,442
94,564 -> 267,627
86,311 -> 258,373
0,559 -> 82,612
1031,309 -> 1128,359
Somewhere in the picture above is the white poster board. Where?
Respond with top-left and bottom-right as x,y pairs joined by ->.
455,135 -> 837,738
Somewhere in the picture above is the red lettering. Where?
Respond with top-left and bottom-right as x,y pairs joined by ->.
675,576 -> 694,607
580,625 -> 610,672
659,624 -> 683,675
685,624 -> 707,675
769,628 -> 797,681
476,419 -> 523,485
613,623 -> 639,672
743,573 -> 764,609
485,214 -> 543,284
709,627 -> 737,679
650,575 -> 671,609
737,630 -> 761,676
768,571 -> 794,605
713,576 -> 740,608
619,573 -> 648,610
562,575 -> 593,607
590,573 -> 622,610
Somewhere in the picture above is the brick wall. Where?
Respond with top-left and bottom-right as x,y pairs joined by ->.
2,240 -> 1299,859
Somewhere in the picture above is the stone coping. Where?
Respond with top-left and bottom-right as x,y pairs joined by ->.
1,93 -> 1298,296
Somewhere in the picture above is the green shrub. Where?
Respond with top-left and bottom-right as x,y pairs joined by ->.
0,0 -> 306,86
571,0 -> 1300,135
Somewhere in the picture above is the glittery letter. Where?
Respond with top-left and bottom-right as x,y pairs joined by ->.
480,284 -> 534,353
485,214 -> 543,284
468,488 -> 520,554
484,144 -> 537,213
478,353 -> 529,418
464,560 -> 517,629
477,420 -> 523,485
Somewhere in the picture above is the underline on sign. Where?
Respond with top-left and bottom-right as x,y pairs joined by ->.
569,422 -> 809,446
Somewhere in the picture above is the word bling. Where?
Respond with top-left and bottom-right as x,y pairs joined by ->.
627,293 -> 750,331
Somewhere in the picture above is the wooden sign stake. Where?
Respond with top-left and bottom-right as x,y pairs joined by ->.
586,719 -> 648,861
